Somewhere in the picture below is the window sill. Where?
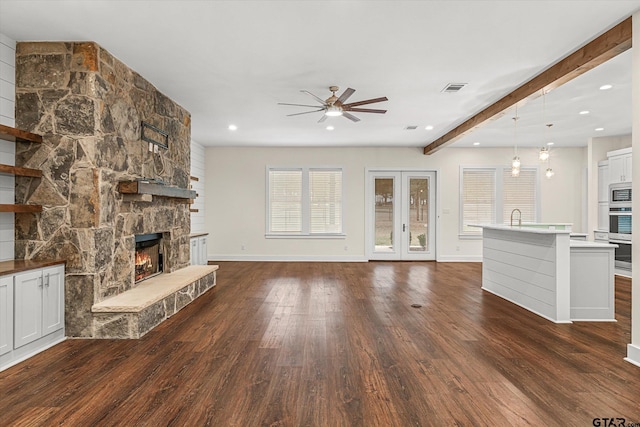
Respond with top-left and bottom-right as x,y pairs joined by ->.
265,234 -> 346,239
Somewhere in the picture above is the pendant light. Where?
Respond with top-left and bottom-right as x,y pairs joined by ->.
511,104 -> 520,177
539,91 -> 550,162
545,124 -> 554,178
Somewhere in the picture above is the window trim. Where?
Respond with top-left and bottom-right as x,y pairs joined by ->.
459,165 -> 540,239
265,166 -> 345,238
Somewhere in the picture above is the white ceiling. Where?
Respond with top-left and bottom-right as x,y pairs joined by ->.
1,0 -> 639,149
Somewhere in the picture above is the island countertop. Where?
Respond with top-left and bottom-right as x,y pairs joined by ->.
469,224 -> 572,234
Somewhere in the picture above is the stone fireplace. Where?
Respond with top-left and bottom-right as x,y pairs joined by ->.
13,41 -> 195,337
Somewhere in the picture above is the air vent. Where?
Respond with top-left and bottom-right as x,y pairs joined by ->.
405,125 -> 418,130
442,83 -> 467,93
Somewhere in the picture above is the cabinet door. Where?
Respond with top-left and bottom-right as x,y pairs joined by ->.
14,269 -> 43,349
598,202 -> 609,232
624,154 -> 632,182
0,276 -> 13,356
598,164 -> 609,202
42,265 -> 64,336
609,156 -> 625,184
190,237 -> 198,265
198,236 -> 207,265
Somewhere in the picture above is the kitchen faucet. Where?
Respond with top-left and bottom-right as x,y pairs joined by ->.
510,208 -> 522,227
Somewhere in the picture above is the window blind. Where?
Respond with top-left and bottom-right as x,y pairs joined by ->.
269,169 -> 302,233
462,169 -> 496,234
309,169 -> 342,233
502,168 -> 537,224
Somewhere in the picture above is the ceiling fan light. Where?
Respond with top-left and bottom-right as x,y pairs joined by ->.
512,156 -> 521,169
325,105 -> 343,117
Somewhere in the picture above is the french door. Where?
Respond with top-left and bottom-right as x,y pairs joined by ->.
366,170 -> 436,260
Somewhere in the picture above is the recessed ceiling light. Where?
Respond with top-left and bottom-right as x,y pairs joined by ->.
595,127 -> 604,131
228,124 -> 238,131
326,126 -> 334,131
425,125 -> 434,130
599,84 -> 613,90
473,142 -> 480,146
579,110 -> 590,115
547,142 -> 554,146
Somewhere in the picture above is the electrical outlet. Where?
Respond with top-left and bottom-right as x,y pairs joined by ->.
456,245 -> 460,251
154,144 -> 159,153
241,244 -> 246,251
344,245 -> 348,251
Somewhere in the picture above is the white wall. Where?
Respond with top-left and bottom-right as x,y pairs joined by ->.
0,33 -> 15,261
204,145 -> 585,261
190,139 -> 206,234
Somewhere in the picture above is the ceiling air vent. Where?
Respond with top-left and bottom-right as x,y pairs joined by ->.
442,83 -> 467,93
405,125 -> 418,130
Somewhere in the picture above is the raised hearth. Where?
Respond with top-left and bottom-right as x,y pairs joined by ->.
92,265 -> 218,339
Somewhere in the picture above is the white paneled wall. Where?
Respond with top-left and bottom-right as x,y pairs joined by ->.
190,140 -> 205,234
0,33 -> 15,261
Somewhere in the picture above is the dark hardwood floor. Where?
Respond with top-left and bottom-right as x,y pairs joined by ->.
1,261 -> 638,426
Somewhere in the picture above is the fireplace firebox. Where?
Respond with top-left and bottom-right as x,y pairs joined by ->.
134,233 -> 164,283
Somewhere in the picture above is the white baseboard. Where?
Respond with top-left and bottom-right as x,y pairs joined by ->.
437,255 -> 482,262
208,254 -> 368,262
625,343 -> 640,368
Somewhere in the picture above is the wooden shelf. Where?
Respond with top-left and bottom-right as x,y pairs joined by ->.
0,164 -> 42,178
0,124 -> 43,144
0,204 -> 42,213
190,175 -> 200,182
118,181 -> 196,200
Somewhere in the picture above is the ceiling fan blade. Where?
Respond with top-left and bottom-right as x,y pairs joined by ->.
342,112 -> 361,122
344,107 -> 387,114
343,96 -> 388,108
286,108 -> 325,117
336,88 -> 355,105
278,102 -> 327,108
317,114 -> 328,123
300,90 -> 328,105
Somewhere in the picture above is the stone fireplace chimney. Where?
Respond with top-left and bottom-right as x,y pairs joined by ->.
13,42 -> 192,337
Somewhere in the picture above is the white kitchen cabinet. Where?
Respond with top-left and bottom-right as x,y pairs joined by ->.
190,234 -> 209,266
598,161 -> 609,203
598,202 -> 609,232
0,276 -> 13,357
608,148 -> 632,184
14,265 -> 64,349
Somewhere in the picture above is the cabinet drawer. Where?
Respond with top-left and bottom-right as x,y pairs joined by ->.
594,231 -> 609,241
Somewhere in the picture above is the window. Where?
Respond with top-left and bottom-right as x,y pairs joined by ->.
460,166 -> 539,236
267,167 -> 343,237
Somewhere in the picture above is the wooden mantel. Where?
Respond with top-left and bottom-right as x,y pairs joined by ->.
118,180 -> 196,200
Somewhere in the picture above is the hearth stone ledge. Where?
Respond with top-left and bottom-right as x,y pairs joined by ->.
91,264 -> 218,339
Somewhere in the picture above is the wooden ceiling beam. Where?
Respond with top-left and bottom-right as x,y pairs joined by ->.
423,17 -> 632,155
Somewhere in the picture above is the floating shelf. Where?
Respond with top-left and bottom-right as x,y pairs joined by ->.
118,181 -> 196,200
190,175 -> 199,181
0,204 -> 42,213
0,164 -> 42,178
0,124 -> 43,144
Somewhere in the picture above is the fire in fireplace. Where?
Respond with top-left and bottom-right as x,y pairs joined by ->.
134,233 -> 164,282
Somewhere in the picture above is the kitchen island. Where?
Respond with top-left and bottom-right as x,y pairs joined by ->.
473,224 -> 616,323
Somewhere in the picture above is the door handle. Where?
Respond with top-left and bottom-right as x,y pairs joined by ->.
45,273 -> 50,287
403,224 -> 406,232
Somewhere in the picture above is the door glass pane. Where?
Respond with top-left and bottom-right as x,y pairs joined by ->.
374,178 -> 394,252
408,178 -> 429,252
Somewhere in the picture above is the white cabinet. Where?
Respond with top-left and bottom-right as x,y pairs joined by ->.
0,276 -> 13,357
190,234 -> 208,266
598,202 -> 609,232
13,265 -> 64,349
608,148 -> 632,184
598,161 -> 609,202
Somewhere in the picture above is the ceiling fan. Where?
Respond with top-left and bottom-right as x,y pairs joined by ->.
278,86 -> 388,122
